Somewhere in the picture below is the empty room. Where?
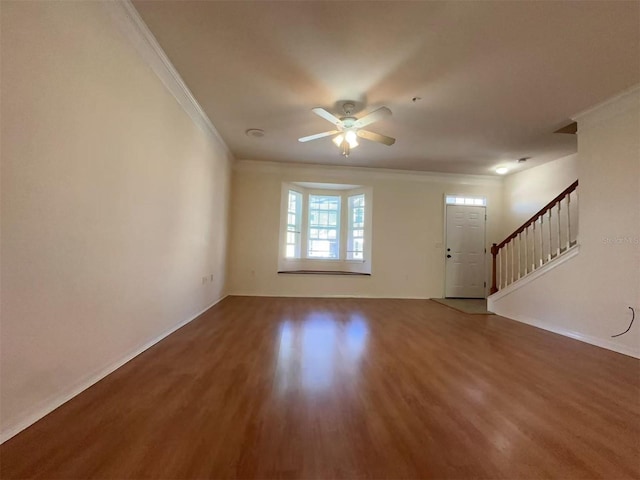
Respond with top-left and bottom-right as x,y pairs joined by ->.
1,1 -> 639,478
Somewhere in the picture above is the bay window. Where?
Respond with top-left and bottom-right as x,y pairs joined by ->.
279,183 -> 372,274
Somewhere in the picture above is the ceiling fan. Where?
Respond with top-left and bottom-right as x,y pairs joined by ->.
298,102 -> 396,157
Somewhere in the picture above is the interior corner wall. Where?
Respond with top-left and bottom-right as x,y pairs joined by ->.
228,163 -> 503,299
0,2 -> 232,440
501,153 -> 578,239
489,89 -> 640,358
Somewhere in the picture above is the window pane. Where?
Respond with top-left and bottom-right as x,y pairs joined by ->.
446,195 -> 486,206
347,194 -> 366,260
308,195 -> 340,259
285,190 -> 302,258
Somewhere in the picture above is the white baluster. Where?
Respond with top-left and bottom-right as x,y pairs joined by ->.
557,201 -> 562,257
505,242 -> 509,285
501,247 -> 505,288
508,239 -> 513,283
516,233 -> 521,280
497,248 -> 501,290
539,215 -> 545,266
532,221 -> 537,271
503,244 -> 507,286
511,240 -> 515,284
524,226 -> 528,275
501,245 -> 505,287
566,193 -> 572,249
547,210 -> 553,262
503,243 -> 507,286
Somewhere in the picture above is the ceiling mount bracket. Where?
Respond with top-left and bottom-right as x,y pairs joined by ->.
342,102 -> 356,116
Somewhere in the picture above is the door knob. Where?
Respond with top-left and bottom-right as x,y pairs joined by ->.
446,254 -> 452,258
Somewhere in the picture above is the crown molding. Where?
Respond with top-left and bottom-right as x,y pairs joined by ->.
102,0 -> 233,160
233,160 -> 503,186
572,84 -> 640,131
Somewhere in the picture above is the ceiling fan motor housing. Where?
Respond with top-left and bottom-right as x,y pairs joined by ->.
340,117 -> 357,130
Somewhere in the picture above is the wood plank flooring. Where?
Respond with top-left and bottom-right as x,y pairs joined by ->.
1,296 -> 639,479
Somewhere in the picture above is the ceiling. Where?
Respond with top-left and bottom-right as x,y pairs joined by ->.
132,1 -> 640,175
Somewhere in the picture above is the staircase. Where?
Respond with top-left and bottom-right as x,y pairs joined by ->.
490,180 -> 579,294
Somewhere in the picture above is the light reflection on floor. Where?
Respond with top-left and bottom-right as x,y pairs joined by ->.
274,311 -> 369,395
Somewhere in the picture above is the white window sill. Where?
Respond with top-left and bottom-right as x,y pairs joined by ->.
277,270 -> 371,276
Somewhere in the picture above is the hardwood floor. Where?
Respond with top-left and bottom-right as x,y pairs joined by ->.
1,296 -> 639,479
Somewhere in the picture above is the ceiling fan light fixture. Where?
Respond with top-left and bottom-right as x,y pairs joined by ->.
345,130 -> 359,148
495,166 -> 509,175
341,140 -> 351,157
333,132 -> 358,152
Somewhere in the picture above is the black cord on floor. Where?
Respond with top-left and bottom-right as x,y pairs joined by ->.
612,307 -> 635,338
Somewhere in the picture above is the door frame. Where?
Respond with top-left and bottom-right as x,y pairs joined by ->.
443,195 -> 487,298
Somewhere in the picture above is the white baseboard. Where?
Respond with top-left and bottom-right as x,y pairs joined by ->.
495,309 -> 640,359
0,295 -> 228,445
228,293 -> 430,299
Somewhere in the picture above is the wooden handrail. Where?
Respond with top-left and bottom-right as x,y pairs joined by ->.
496,180 -> 578,250
490,179 -> 578,294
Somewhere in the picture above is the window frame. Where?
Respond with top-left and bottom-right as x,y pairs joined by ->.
278,183 -> 372,274
285,189 -> 303,259
307,192 -> 342,260
445,194 -> 487,206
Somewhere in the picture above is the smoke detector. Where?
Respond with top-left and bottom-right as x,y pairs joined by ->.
245,129 -> 265,138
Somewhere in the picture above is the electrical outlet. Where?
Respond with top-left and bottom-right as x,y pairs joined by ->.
210,274 -> 214,281
202,276 -> 207,285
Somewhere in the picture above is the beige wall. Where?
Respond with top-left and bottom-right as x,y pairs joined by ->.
1,1 -> 232,439
489,88 -> 640,357
228,162 -> 503,298
501,154 -> 578,238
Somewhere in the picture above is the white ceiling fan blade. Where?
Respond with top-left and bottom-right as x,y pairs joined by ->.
357,129 -> 396,146
298,130 -> 340,142
312,107 -> 342,126
355,106 -> 392,128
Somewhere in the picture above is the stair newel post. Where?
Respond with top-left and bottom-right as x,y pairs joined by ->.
490,243 -> 498,294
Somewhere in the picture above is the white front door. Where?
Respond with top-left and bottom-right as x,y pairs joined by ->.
445,205 -> 486,298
